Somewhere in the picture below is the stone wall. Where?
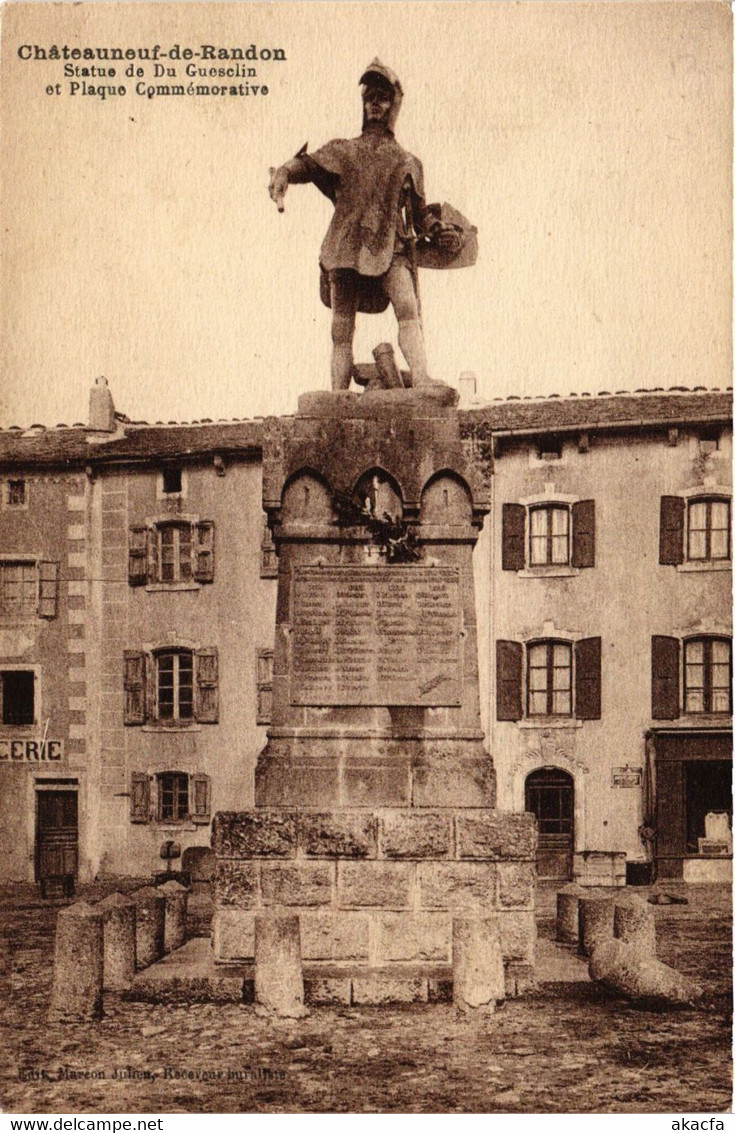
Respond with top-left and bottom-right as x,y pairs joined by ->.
212,808 -> 536,987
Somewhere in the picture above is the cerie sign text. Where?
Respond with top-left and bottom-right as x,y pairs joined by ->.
0,739 -> 64,762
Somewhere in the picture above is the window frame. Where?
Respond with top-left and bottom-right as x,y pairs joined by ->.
154,648 -> 195,724
0,560 -> 38,620
526,639 -> 574,719
156,521 -> 194,584
157,771 -> 190,822
5,479 -> 28,509
528,504 -> 571,567
686,496 -> 731,564
683,636 -> 732,716
0,668 -> 37,727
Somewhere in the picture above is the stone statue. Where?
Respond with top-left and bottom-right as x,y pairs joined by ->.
269,59 -> 477,392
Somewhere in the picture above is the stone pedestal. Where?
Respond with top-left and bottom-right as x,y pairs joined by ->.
49,901 -> 104,1022
98,892 -> 136,990
212,390 -> 537,995
158,880 -> 188,953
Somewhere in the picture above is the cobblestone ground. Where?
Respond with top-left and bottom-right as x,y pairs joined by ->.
0,883 -> 731,1114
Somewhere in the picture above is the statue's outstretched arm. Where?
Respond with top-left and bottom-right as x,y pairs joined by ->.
268,149 -> 311,212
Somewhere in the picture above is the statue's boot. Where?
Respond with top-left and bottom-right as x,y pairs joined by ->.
331,344 -> 353,391
398,319 -> 449,389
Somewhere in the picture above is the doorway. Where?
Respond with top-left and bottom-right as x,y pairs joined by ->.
36,788 -> 78,894
525,767 -> 575,881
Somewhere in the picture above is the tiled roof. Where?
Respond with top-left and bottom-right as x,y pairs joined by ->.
0,388 -> 730,466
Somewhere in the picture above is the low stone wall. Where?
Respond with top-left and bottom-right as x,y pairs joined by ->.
211,809 -> 536,990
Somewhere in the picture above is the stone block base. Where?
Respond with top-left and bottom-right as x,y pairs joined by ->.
212,807 -> 537,990
574,851 -> 627,887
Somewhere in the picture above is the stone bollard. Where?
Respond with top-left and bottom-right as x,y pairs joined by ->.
614,894 -> 656,954
254,914 -> 309,1019
49,901 -> 104,1022
98,892 -> 136,990
556,884 -> 584,945
131,887 -> 165,969
452,916 -> 506,1014
158,879 -> 189,953
578,895 -> 615,957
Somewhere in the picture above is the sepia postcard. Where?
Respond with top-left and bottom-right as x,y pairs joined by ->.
0,0 -> 732,1121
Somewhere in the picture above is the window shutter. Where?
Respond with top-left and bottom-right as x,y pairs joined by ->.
190,773 -> 211,824
575,636 -> 601,719
128,526 -> 148,586
196,647 -> 219,723
659,496 -> 685,565
130,771 -> 150,823
496,640 -> 523,721
571,500 -> 595,568
37,561 -> 59,618
123,650 -> 146,725
256,648 -> 274,725
146,527 -> 159,584
651,635 -> 680,719
193,521 -> 215,583
501,504 -> 526,571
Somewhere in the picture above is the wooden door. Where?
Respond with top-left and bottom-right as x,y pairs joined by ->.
36,791 -> 78,881
525,768 -> 574,881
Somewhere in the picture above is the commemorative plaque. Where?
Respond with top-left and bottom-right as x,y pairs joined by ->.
291,565 -> 461,706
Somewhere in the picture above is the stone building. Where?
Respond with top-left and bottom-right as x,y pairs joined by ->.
0,378 -> 730,888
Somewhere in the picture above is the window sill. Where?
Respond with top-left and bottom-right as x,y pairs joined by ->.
517,718 -> 584,730
658,715 -> 732,729
0,723 -> 36,731
144,583 -> 201,593
517,566 -> 578,579
141,723 -> 202,733
676,561 -> 731,573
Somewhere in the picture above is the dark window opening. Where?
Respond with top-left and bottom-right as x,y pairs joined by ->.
1,670 -> 34,725
698,428 -> 721,454
7,480 -> 26,506
537,434 -> 563,461
162,467 -> 182,495
158,772 -> 189,821
684,761 -> 732,853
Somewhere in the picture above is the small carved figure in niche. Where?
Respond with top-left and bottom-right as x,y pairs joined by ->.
269,59 -> 477,392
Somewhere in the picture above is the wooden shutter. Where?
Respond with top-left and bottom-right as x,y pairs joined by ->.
123,650 -> 146,725
571,500 -> 595,568
190,773 -> 211,824
193,521 -> 215,583
256,648 -> 274,725
501,504 -> 526,571
659,496 -> 685,565
496,640 -> 523,721
196,647 -> 219,722
128,526 -> 148,586
651,635 -> 680,719
130,771 -> 150,823
37,561 -> 59,618
146,527 -> 159,584
575,636 -> 601,719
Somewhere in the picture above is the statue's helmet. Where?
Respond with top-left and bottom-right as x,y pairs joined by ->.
359,58 -> 403,132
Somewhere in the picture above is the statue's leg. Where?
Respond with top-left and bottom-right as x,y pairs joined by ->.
382,262 -> 429,386
329,271 -> 357,391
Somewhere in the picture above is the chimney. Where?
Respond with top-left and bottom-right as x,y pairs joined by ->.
89,376 -> 116,432
458,371 -> 478,408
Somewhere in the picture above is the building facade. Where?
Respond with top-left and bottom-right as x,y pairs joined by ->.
0,379 -> 730,887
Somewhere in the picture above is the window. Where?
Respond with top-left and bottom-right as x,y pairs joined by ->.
529,506 -> 570,566
527,641 -> 572,716
660,495 -> 731,565
502,501 -> 595,571
6,480 -> 26,507
687,499 -> 730,562
157,651 -> 194,722
158,772 -> 189,821
0,670 -> 34,725
162,467 -> 183,495
684,638 -> 732,715
128,521 -> 214,586
496,637 -> 601,722
129,770 -> 211,825
256,648 -> 274,724
123,647 -> 219,725
652,635 -> 732,719
0,561 -> 58,619
537,434 -> 563,461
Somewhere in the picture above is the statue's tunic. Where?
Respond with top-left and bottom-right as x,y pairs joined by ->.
299,129 -> 426,278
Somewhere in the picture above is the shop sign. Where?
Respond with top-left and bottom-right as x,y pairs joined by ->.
611,765 -> 642,788
0,738 -> 64,762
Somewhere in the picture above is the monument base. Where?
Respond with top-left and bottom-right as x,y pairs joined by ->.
211,808 -> 537,986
